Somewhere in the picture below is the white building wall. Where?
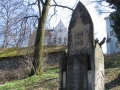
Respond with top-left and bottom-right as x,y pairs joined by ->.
54,21 -> 68,45
44,21 -> 68,45
106,43 -> 111,54
105,17 -> 119,54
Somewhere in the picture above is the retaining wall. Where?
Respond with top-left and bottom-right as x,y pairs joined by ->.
0,52 -> 63,83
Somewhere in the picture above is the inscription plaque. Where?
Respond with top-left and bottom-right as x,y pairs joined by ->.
72,26 -> 89,51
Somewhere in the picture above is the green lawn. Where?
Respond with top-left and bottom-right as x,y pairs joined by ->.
105,58 -> 120,90
0,66 -> 59,90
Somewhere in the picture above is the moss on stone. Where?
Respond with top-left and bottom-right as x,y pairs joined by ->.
0,45 -> 67,59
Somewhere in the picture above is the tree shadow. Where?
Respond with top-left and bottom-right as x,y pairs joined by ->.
105,74 -> 120,90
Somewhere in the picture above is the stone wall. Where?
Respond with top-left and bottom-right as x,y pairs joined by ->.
1,52 -> 119,83
0,52 -> 63,83
43,52 -> 62,67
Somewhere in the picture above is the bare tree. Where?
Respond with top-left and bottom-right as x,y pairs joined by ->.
30,0 -> 77,75
86,0 -> 113,14
0,0 -> 77,75
0,0 -> 37,48
0,0 -> 23,47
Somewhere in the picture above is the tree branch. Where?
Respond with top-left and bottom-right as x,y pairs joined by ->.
40,0 -> 45,7
8,15 -> 38,31
50,4 -> 74,11
40,0 -> 74,11
38,0 -> 42,17
28,0 -> 37,6
51,0 -> 74,11
53,0 -> 57,5
48,6 -> 57,27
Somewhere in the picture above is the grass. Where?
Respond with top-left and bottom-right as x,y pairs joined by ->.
105,57 -> 120,90
0,66 -> 59,90
0,58 -> 120,90
0,51 -> 120,90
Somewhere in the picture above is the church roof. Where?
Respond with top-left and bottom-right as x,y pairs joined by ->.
55,21 -> 66,31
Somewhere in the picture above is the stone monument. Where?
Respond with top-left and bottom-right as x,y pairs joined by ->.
59,1 -> 104,90
91,43 -> 104,90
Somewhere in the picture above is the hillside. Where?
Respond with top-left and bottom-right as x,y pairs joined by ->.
0,65 -> 59,90
0,49 -> 119,90
105,53 -> 120,90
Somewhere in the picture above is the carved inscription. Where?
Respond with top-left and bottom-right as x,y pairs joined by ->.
96,71 -> 104,90
72,26 -> 89,52
75,31 -> 83,47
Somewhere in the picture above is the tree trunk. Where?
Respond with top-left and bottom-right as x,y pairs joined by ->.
33,0 -> 51,75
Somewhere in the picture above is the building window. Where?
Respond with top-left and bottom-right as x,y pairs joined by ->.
116,42 -> 118,48
53,37 -> 56,44
59,38 -> 61,44
110,31 -> 114,36
110,20 -> 114,26
59,26 -> 62,32
59,29 -> 62,32
64,38 -> 67,45
116,41 -> 120,48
